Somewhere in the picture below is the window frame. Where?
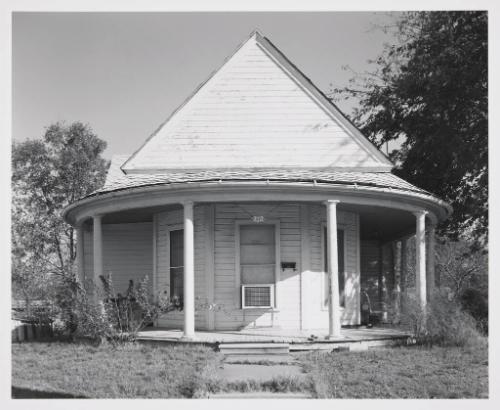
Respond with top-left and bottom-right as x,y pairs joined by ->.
320,222 -> 347,311
166,223 -> 184,305
241,284 -> 275,309
235,220 -> 280,309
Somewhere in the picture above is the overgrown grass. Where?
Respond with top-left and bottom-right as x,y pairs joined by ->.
12,341 -> 489,398
12,341 -> 221,398
301,344 -> 488,398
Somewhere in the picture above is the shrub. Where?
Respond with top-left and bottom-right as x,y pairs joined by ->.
459,287 -> 488,334
70,295 -> 110,343
98,274 -> 179,342
52,274 -> 109,343
398,289 -> 485,347
52,271 -> 234,344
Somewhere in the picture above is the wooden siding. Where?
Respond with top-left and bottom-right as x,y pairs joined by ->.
306,205 -> 360,327
123,36 -> 387,172
83,222 -> 153,294
156,206 -> 207,329
213,203 -> 301,330
154,202 -> 361,331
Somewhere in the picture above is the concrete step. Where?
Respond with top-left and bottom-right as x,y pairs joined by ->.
224,354 -> 294,364
219,343 -> 290,355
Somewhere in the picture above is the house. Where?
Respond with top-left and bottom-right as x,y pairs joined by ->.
63,31 -> 451,340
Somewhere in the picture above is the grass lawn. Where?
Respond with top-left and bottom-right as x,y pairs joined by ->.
12,341 -> 488,398
301,344 -> 488,398
12,342 -> 221,398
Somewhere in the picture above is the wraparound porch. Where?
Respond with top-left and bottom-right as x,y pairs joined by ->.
72,187 -> 443,340
136,326 -> 411,351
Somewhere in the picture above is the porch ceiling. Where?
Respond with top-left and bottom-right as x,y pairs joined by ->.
100,204 -> 182,224
97,201 -> 414,242
339,203 -> 415,242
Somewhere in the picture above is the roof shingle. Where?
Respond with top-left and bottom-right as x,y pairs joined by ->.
90,155 -> 428,198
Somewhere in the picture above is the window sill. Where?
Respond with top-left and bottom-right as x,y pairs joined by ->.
240,307 -> 280,312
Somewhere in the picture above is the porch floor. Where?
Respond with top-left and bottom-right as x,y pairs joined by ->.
136,326 -> 410,347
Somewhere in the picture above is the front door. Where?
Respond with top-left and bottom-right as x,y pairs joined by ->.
239,224 -> 276,308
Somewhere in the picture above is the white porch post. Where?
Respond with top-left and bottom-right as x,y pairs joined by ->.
426,222 -> 436,301
92,215 -> 103,299
76,223 -> 85,285
183,201 -> 195,339
325,200 -> 341,338
414,211 -> 427,310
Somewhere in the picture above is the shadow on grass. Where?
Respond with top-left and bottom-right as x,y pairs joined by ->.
12,386 -> 87,399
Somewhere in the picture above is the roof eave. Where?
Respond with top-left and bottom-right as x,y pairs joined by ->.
62,180 -> 452,227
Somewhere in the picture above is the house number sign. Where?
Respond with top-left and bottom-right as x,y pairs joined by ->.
251,216 -> 265,223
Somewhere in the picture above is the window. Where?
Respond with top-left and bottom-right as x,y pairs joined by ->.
169,229 -> 184,306
239,224 -> 276,308
323,227 -> 345,307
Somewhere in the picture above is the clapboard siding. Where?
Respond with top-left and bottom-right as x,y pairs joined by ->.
306,205 -> 360,327
124,36 -> 385,171
156,206 -> 207,329
82,222 -> 153,294
82,203 -> 361,330
213,203 -> 301,330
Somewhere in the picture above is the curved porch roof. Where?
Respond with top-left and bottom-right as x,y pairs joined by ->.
95,155 -> 427,197
63,170 -> 452,228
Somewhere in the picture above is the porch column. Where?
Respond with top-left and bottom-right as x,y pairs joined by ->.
76,223 -> 85,285
426,222 -> 437,301
325,200 -> 341,338
183,201 -> 195,339
92,215 -> 103,299
414,211 -> 427,310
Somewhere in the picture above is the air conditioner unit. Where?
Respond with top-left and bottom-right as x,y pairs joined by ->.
241,284 -> 275,309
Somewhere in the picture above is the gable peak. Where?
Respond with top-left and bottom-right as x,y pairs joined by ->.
121,30 -> 393,173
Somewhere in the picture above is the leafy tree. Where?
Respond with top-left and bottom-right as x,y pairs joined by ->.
334,11 -> 487,248
12,122 -> 109,306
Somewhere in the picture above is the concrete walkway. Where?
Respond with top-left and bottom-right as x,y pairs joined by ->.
208,359 -> 313,398
216,363 -> 304,383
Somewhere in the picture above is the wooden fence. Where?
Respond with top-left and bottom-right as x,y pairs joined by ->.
12,320 -> 54,342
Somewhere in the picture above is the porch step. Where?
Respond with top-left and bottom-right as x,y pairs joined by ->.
223,354 -> 295,364
218,343 -> 290,356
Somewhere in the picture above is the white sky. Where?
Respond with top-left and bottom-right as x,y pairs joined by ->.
12,12 -> 400,158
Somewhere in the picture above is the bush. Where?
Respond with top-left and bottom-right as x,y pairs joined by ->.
399,289 -> 485,347
52,272 -> 232,344
459,288 -> 488,334
51,274 -> 109,343
97,274 -> 180,342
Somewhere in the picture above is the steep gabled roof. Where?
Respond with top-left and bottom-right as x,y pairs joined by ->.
121,30 -> 393,173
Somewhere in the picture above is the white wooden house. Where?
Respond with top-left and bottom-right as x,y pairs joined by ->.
63,31 -> 451,339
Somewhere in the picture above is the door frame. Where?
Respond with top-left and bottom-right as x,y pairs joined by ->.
235,219 -> 281,309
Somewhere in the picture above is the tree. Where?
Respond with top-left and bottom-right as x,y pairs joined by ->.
436,240 -> 487,297
334,11 -> 487,248
12,122 -> 109,305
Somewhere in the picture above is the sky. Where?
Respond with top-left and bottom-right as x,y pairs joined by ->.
12,12 -> 400,159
